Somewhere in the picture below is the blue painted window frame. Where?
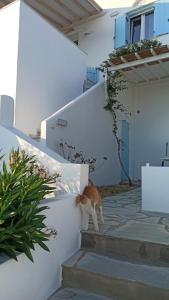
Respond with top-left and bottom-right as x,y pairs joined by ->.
127,7 -> 155,43
115,0 -> 169,49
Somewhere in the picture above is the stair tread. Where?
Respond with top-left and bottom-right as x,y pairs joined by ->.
49,288 -> 113,300
64,251 -> 169,290
85,220 -> 169,245
110,221 -> 169,245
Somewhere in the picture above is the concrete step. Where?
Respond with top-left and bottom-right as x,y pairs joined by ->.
49,288 -> 113,300
62,250 -> 169,300
82,221 -> 169,266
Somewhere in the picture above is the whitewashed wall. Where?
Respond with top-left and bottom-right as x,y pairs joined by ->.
67,3 -> 169,67
0,125 -> 88,194
0,2 -> 20,99
0,95 -> 14,127
142,165 -> 169,213
42,82 -> 121,186
0,193 -> 81,300
158,33 -> 169,45
14,1 -> 86,135
0,123 -> 88,299
124,79 -> 169,180
67,6 -> 133,67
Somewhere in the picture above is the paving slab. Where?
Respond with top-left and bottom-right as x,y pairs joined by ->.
87,188 -> 169,240
64,251 -> 169,290
49,288 -> 113,300
111,221 -> 169,245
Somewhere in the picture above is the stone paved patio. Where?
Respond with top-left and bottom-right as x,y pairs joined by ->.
88,188 -> 169,237
51,188 -> 169,300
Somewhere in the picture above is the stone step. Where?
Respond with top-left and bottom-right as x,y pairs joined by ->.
49,288 -> 113,300
62,250 -> 169,300
82,221 -> 169,266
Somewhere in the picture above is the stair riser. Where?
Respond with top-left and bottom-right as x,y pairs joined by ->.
82,232 -> 169,266
63,266 -> 169,300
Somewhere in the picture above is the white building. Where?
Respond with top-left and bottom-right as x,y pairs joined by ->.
1,0 -> 169,299
1,0 -> 169,186
45,0 -> 169,185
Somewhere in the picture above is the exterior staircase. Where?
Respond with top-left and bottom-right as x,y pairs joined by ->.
50,226 -> 169,300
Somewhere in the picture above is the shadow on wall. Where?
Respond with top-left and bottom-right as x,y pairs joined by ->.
0,95 -> 18,166
0,95 -> 14,127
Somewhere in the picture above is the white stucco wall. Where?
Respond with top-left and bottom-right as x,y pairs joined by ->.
14,1 -> 86,135
0,125 -> 88,194
68,10 -> 117,67
0,193 -> 81,300
0,95 -> 14,127
67,5 -> 134,67
0,2 -> 20,100
124,79 -> 169,180
157,33 -> 169,45
68,3 -> 169,67
0,123 -> 88,299
142,165 -> 169,213
42,82 -> 121,186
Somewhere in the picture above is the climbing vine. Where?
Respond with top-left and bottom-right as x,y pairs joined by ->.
99,39 -> 165,186
99,67 -> 132,186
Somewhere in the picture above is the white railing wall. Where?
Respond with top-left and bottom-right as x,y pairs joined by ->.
41,82 -> 121,185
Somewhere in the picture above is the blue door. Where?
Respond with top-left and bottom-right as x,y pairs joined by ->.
121,120 -> 129,182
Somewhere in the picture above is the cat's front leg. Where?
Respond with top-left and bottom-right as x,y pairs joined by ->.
99,206 -> 104,224
82,211 -> 89,231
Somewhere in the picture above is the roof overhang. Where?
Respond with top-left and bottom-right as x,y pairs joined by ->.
109,45 -> 169,84
0,0 -> 103,33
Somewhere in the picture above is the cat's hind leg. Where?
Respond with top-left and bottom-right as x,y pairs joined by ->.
91,207 -> 99,231
99,206 -> 104,224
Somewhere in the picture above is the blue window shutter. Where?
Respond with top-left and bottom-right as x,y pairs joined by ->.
154,1 -> 169,36
115,14 -> 128,49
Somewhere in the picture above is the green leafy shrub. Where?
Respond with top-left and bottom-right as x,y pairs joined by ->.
0,149 -> 59,262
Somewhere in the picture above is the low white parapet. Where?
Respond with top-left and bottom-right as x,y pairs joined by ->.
0,125 -> 88,194
142,164 -> 169,213
0,194 -> 81,300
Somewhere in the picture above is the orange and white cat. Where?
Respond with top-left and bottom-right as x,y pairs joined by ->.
76,184 -> 104,231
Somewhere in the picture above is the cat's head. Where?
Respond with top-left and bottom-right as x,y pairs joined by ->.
76,194 -> 88,205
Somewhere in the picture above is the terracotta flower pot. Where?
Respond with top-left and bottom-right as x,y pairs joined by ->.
111,57 -> 123,65
138,49 -> 153,59
122,53 -> 137,62
154,45 -> 169,55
